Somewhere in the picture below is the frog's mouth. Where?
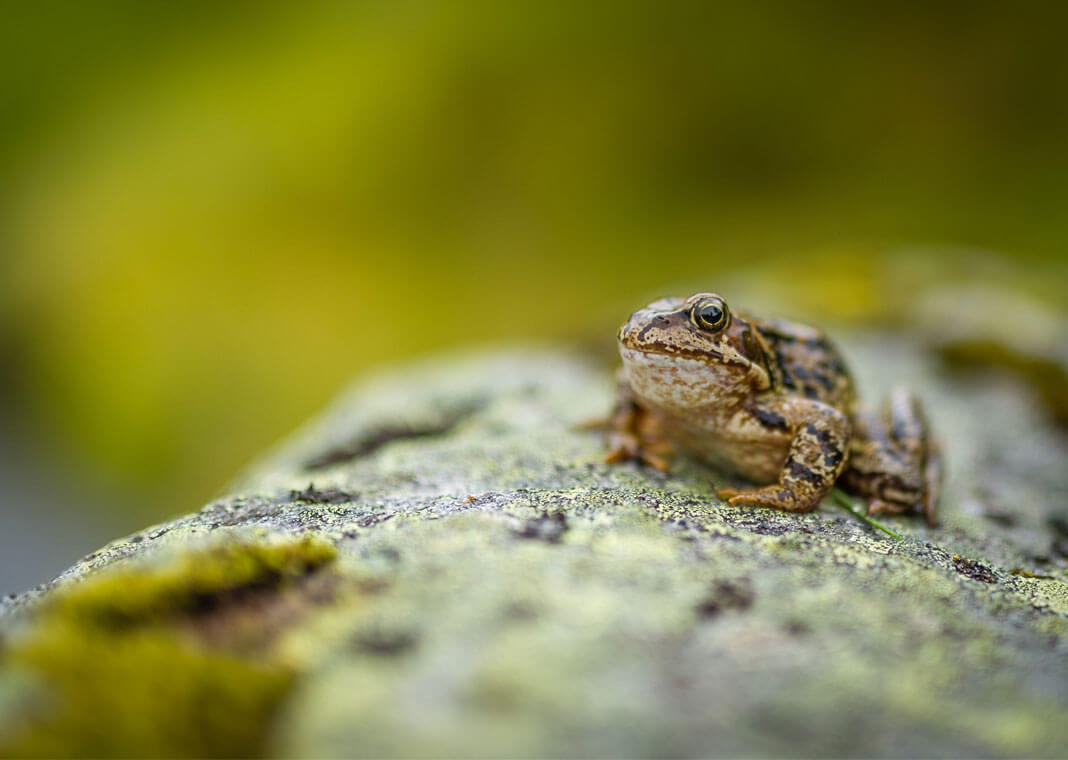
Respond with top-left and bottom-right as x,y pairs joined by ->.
620,343 -> 772,396
620,341 -> 728,364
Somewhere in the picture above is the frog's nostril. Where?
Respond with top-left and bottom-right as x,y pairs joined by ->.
653,315 -> 671,326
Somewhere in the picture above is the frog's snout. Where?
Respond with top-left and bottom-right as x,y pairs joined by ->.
619,311 -> 672,344
622,308 -> 690,354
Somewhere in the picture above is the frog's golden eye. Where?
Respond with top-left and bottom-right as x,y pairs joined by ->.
690,297 -> 730,332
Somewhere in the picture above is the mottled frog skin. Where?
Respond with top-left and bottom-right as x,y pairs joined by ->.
607,293 -> 939,525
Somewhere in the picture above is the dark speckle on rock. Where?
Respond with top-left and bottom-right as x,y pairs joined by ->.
287,484 -> 358,505
352,626 -> 418,656
952,555 -> 998,583
1048,515 -> 1068,558
982,509 -> 1018,528
302,398 -> 483,470
513,512 -> 568,544
730,518 -> 793,536
696,579 -> 755,618
373,547 -> 400,564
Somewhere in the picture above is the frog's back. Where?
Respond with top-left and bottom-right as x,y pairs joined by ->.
754,318 -> 855,410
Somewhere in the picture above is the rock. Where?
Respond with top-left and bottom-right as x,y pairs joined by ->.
1,344 -> 1067,758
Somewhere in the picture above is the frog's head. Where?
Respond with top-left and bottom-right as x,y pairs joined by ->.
617,293 -> 773,412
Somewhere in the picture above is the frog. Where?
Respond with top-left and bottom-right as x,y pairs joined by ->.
605,292 -> 940,526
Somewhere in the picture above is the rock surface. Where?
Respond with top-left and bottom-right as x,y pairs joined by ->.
2,342 -> 1067,758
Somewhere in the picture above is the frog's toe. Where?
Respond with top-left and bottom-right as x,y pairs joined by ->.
576,415 -> 611,431
642,452 -> 671,472
726,490 -> 791,509
868,495 -> 938,527
604,432 -> 639,463
640,438 -> 675,472
719,485 -> 817,513
866,498 -> 902,517
716,486 -> 766,502
604,433 -> 672,472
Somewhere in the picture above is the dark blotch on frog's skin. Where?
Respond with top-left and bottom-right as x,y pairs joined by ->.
813,369 -> 836,391
785,460 -> 824,486
775,355 -> 796,389
635,315 -> 671,343
806,424 -> 839,455
753,407 -> 789,431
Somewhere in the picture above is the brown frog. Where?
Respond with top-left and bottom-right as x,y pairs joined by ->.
606,293 -> 940,526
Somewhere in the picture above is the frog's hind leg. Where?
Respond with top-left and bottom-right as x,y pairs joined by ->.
603,371 -> 676,472
841,387 -> 940,527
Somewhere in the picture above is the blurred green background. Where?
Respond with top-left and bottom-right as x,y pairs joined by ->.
2,1 -> 1067,592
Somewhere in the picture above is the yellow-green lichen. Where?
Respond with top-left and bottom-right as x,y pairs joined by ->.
2,630 -> 294,758
0,534 -> 337,758
48,533 -> 337,629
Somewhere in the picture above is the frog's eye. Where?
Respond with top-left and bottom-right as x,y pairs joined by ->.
691,297 -> 730,332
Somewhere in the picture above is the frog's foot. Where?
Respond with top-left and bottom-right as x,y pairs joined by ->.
843,387 -> 941,527
602,377 -> 676,472
604,430 -> 674,472
717,485 -> 821,513
866,498 -> 906,517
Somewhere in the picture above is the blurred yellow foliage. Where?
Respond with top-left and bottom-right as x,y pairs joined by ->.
1,1 -> 1066,523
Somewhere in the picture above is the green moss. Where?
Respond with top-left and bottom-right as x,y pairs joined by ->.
48,533 -> 337,629
2,630 -> 293,758
0,534 -> 337,758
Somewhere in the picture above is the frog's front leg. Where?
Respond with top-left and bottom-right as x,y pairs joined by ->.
603,370 -> 676,472
717,398 -> 851,513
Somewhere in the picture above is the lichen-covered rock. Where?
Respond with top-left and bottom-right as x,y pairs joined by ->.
1,345 -> 1067,758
